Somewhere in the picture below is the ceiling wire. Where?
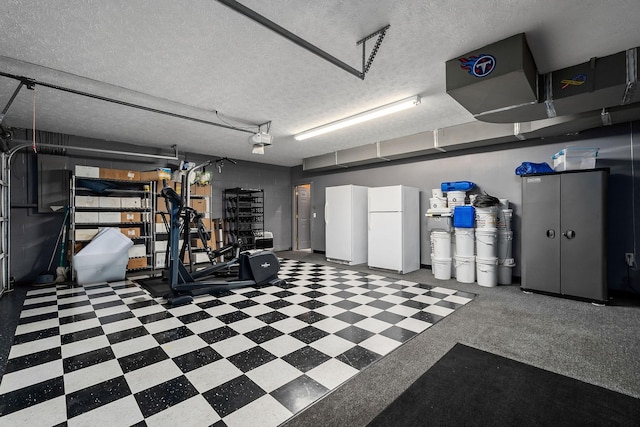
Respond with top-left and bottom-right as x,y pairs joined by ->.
214,111 -> 256,130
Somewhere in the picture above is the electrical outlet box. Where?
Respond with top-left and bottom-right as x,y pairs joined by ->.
625,253 -> 635,267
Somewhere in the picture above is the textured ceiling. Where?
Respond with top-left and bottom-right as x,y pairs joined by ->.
0,0 -> 639,166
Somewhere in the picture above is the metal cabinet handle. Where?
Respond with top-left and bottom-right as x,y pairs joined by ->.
546,229 -> 555,239
563,230 -> 576,239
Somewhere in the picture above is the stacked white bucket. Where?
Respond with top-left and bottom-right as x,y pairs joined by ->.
496,199 -> 515,285
474,205 -> 499,287
430,189 -> 452,280
450,192 -> 475,283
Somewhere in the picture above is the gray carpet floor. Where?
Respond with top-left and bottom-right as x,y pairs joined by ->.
277,251 -> 640,427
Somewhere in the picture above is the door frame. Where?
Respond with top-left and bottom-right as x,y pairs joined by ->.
293,183 -> 312,250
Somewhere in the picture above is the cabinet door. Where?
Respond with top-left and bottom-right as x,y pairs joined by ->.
522,175 -> 561,293
368,212 -> 403,271
326,186 -> 352,261
560,171 -> 607,300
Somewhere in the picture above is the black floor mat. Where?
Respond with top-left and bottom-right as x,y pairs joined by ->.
135,277 -> 171,297
368,343 -> 640,426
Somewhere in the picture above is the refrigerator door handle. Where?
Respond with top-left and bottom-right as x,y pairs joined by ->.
325,203 -> 328,224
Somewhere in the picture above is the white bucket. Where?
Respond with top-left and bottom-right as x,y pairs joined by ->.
476,256 -> 498,287
447,190 -> 466,207
432,188 -> 444,198
451,239 -> 457,278
454,255 -> 475,283
475,206 -> 498,230
455,228 -> 475,256
430,231 -> 452,258
498,258 -> 515,285
496,209 -> 513,232
497,231 -> 513,260
429,197 -> 447,209
475,229 -> 498,258
431,256 -> 452,280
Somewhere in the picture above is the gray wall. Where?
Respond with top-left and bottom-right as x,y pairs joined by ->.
10,121 -> 640,294
292,121 -> 640,293
10,133 -> 291,282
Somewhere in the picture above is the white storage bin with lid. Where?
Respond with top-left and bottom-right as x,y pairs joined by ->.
552,147 -> 599,171
73,227 -> 133,285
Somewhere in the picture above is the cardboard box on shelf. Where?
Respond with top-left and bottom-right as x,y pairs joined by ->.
127,257 -> 148,270
121,212 -> 141,223
155,241 -> 168,252
120,227 -> 140,238
155,223 -> 168,234
98,168 -> 119,180
189,198 -> 207,213
121,170 -> 140,181
139,168 -> 172,182
120,197 -> 142,208
74,228 -> 100,241
75,196 -> 100,208
192,238 -> 203,249
199,217 -> 212,231
155,252 -> 167,268
75,212 -> 100,223
98,196 -> 121,208
75,165 -> 100,178
98,212 -> 121,223
190,184 -> 211,197
184,251 -> 210,264
128,244 -> 147,258
99,168 -> 140,181
156,196 -> 169,213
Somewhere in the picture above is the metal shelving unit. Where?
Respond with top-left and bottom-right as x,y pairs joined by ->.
70,176 -> 155,279
223,187 -> 264,251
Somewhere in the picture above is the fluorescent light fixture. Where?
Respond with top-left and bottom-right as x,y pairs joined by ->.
294,95 -> 421,141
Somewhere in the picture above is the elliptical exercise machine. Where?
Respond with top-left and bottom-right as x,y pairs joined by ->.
161,182 -> 284,306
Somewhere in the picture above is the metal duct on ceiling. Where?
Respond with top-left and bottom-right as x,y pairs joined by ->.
445,34 -> 639,124
302,35 -> 640,172
301,104 -> 640,171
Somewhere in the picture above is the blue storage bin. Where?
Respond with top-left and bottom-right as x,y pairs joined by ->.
453,206 -> 475,228
441,181 -> 476,192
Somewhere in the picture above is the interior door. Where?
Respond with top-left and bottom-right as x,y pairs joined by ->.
296,184 -> 311,250
560,171 -> 606,300
521,174 -> 561,293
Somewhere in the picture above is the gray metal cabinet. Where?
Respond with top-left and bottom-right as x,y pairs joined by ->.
521,169 -> 607,302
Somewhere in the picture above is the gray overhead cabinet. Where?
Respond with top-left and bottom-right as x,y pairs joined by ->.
521,169 -> 608,303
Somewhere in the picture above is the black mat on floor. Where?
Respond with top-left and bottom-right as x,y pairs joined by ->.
135,277 -> 171,297
368,343 -> 640,426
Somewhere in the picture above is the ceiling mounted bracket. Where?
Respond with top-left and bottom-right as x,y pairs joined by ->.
0,81 -> 25,124
622,48 -> 637,105
217,0 -> 389,80
357,25 -> 390,76
544,72 -> 557,118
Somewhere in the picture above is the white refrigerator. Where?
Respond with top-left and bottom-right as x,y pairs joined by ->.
325,185 -> 368,265
368,185 -> 420,274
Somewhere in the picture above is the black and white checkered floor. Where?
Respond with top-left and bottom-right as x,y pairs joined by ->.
0,259 -> 474,426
